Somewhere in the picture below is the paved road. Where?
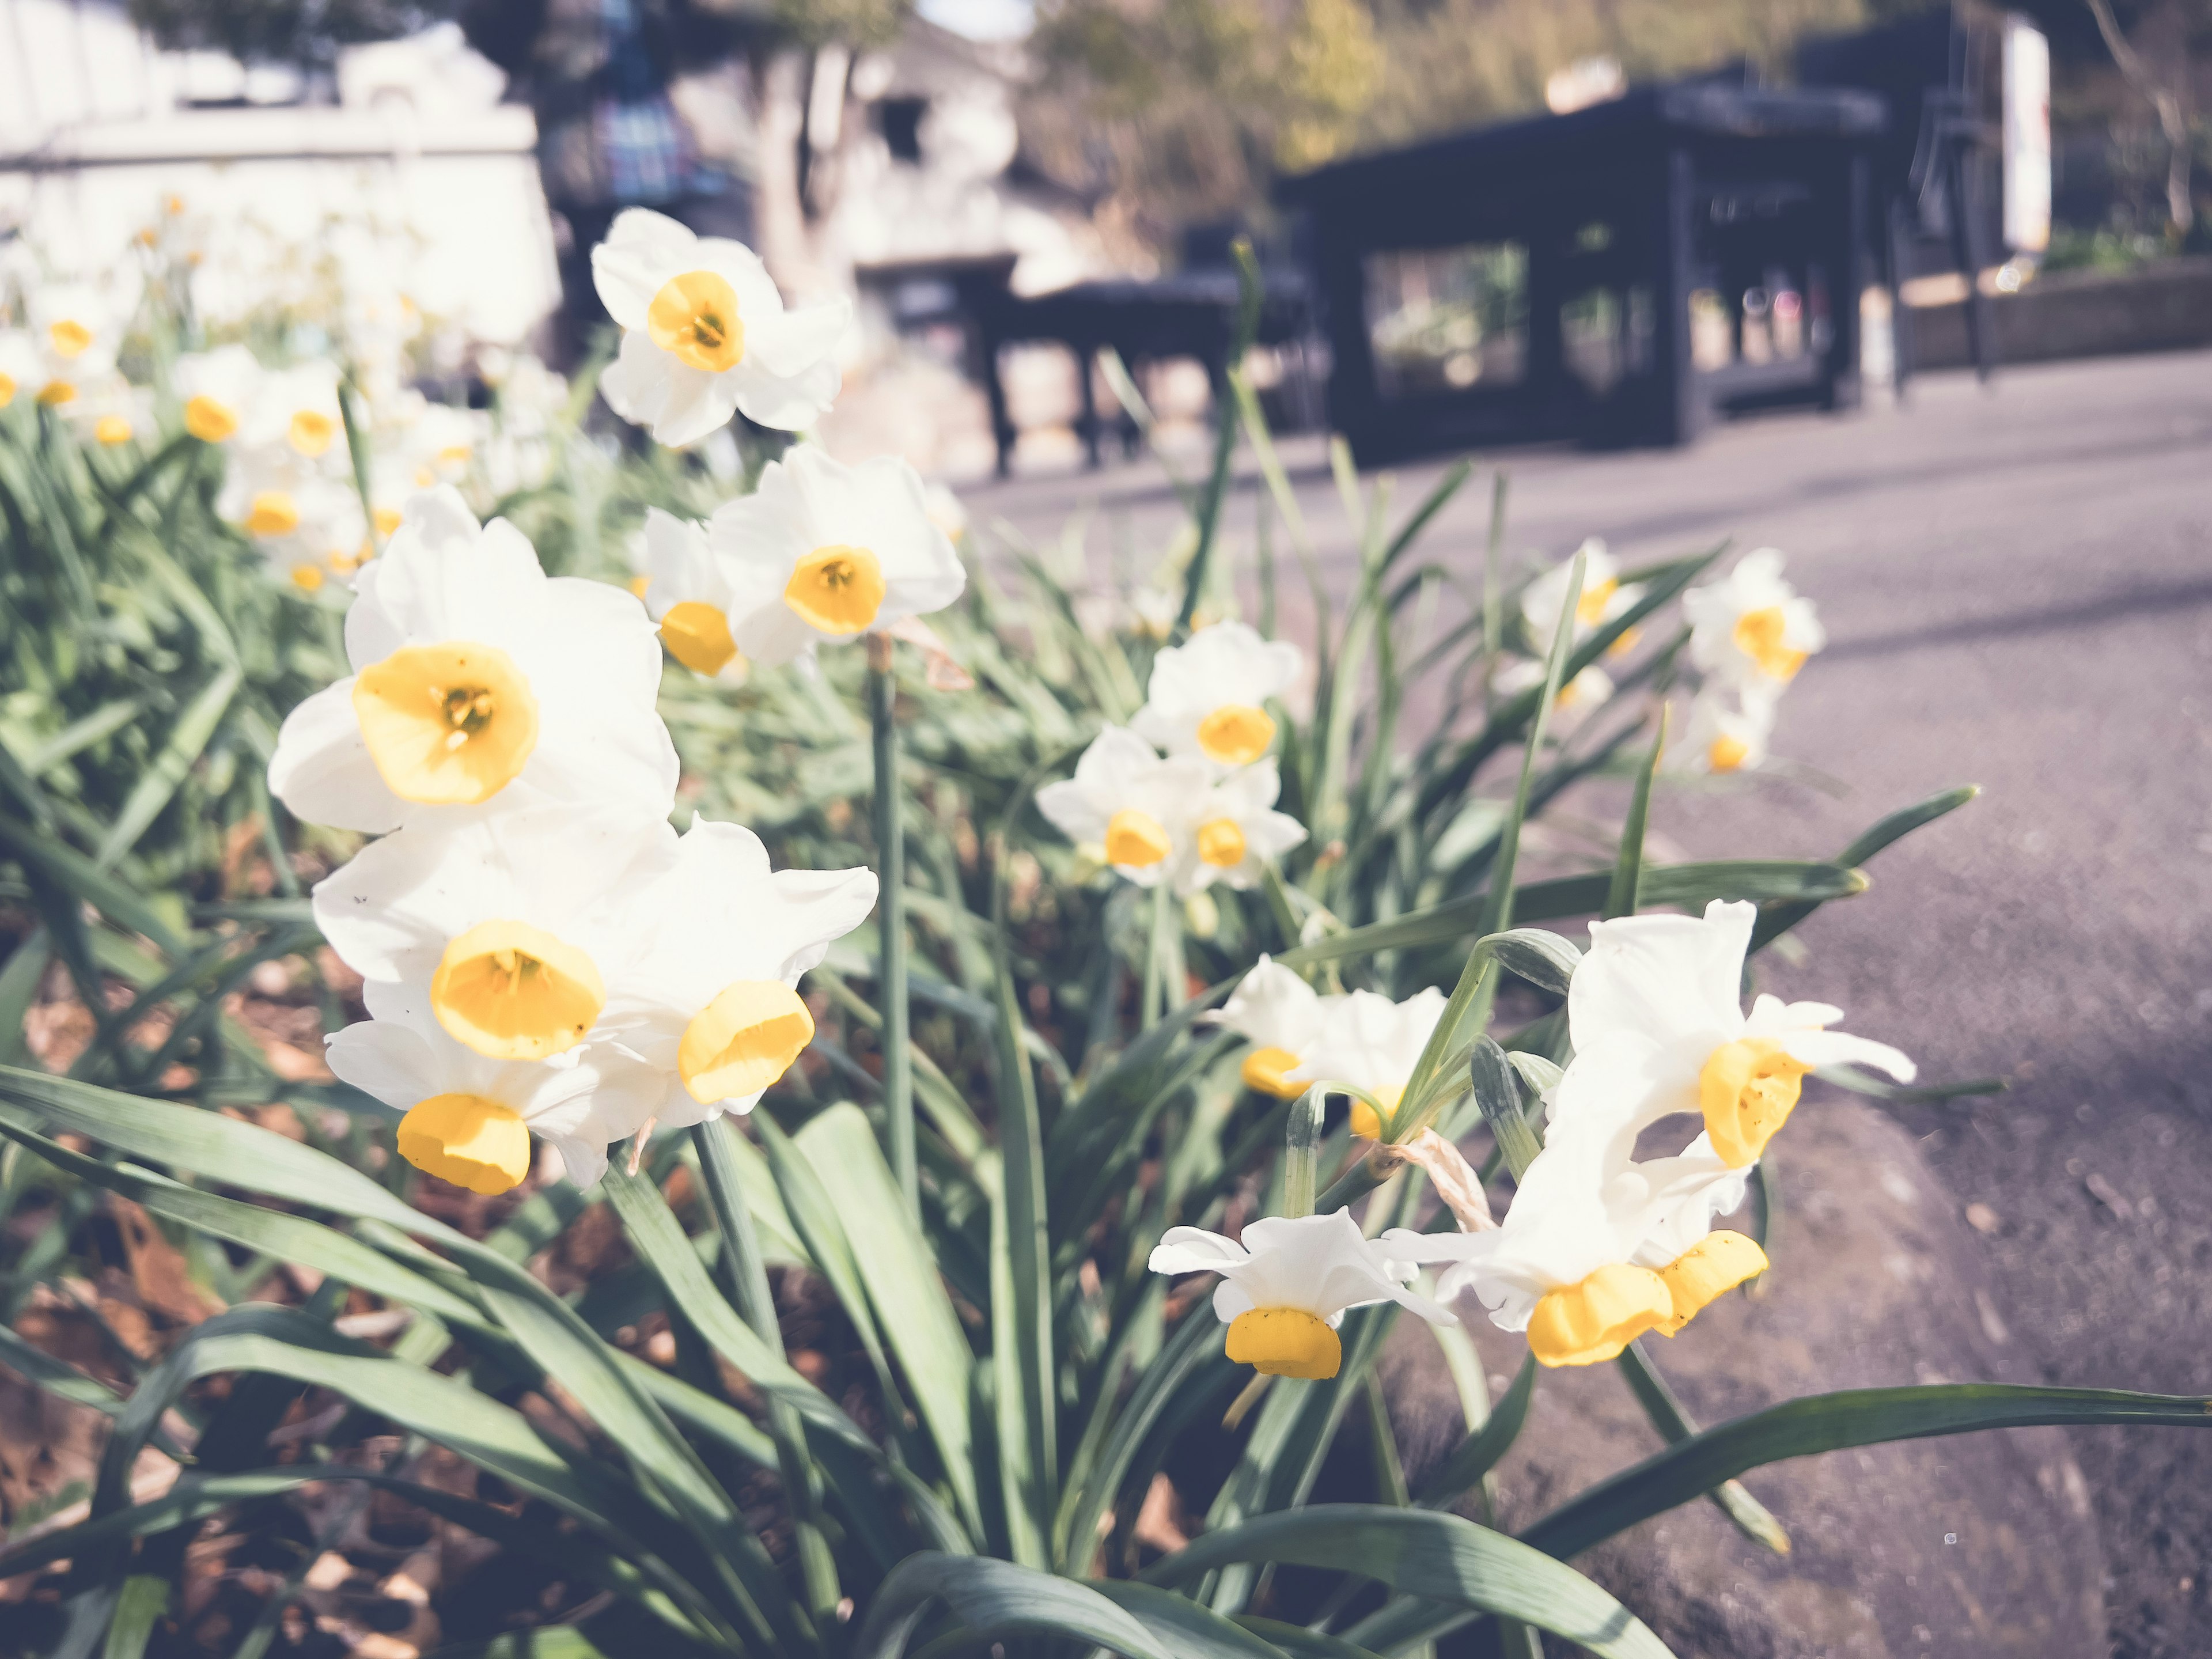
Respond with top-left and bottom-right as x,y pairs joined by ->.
964,351 -> 2212,1656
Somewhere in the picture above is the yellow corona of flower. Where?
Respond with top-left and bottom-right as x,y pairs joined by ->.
1149,1209 -> 1457,1380
1131,621 -> 1302,769
268,487 -> 676,834
592,209 -> 851,445
1287,986 -> 1448,1141
1036,728 -> 1210,889
590,816 -> 877,1127
700,447 -> 967,669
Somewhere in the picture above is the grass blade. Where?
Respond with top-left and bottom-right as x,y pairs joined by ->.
796,1102 -> 984,1536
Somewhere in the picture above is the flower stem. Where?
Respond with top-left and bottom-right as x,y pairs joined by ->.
869,632 -> 915,1221
1140,881 -> 1172,1029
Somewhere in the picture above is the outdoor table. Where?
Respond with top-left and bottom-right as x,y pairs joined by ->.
975,268 -> 1312,475
1278,81 -> 1886,464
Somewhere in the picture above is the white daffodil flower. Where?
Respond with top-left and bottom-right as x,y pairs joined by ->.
592,207 -> 850,445
1520,537 -> 1641,650
314,803 -> 677,1063
268,486 -> 677,834
1287,986 -> 1448,1139
394,399 -> 484,490
1408,1117 -> 1767,1368
26,283 -> 118,403
1174,759 -> 1306,896
1149,1209 -> 1457,1379
1558,897 -> 1914,1171
216,448 -> 368,591
1131,621 -> 1302,768
700,446 -> 965,669
0,331 -> 41,408
1684,548 -> 1824,691
62,377 -> 150,449
635,507 -> 747,680
592,816 -> 876,1127
326,1001 -> 657,1194
174,345 -> 267,445
1204,956 -> 1342,1100
1675,685 -> 1777,775
1493,657 -> 1616,732
1036,726 -> 1211,888
251,361 -> 346,460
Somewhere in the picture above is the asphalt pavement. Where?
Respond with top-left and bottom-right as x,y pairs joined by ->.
963,349 -> 2212,1657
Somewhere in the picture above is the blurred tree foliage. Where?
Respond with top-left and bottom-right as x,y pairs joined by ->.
1027,0 -> 1921,246
129,0 -> 454,67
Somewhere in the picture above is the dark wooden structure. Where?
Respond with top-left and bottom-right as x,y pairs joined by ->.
1278,81 -> 1886,466
974,268 -> 1313,475
1798,10 -> 2013,390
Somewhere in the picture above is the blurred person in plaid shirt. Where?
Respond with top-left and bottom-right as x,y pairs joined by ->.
464,0 -> 761,365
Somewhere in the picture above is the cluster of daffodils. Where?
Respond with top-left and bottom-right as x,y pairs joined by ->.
172,343 -> 559,594
1036,622 -> 1308,897
1505,539 -> 1826,775
1,196 -> 571,594
0,280 -> 150,451
260,204 -> 972,1196
1677,548 -> 1825,775
269,486 -> 888,1192
1156,901 -> 1911,1376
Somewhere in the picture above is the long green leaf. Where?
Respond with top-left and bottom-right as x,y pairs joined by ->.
1354,1381 -> 2212,1657
1089,1579 -> 1295,1658
1604,712 -> 1666,920
1525,1381 -> 2212,1561
1615,1340 -> 1788,1554
0,1065 -> 799,1651
0,812 -> 187,953
1751,785 -> 1979,951
987,927 -> 1056,1566
93,663 -> 240,869
1275,860 -> 1866,969
796,1103 -> 983,1535
853,1551 -> 1170,1659
1145,1505 -> 1672,1659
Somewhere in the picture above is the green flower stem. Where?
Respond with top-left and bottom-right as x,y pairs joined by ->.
869,631 -> 916,1221
1140,881 -> 1172,1030
1282,1086 -> 1325,1219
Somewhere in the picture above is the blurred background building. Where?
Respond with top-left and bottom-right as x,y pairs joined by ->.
1,0 -> 2206,476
